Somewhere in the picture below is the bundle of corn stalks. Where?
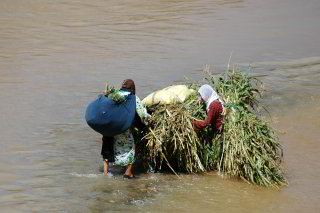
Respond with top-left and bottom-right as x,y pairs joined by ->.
207,69 -> 287,186
144,98 -> 206,174
141,67 -> 287,186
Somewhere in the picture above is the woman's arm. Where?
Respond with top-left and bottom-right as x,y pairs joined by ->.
136,96 -> 151,124
192,107 -> 214,129
192,101 -> 220,129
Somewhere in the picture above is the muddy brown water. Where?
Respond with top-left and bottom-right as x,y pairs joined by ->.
1,0 -> 320,212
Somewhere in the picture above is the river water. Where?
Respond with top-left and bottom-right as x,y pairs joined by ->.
1,0 -> 320,212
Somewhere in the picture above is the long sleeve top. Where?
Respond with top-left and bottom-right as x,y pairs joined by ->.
192,100 -> 223,131
135,96 -> 151,125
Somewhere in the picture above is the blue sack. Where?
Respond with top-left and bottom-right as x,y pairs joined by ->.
85,94 -> 136,136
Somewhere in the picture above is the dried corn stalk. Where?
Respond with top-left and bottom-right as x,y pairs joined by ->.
141,67 -> 287,186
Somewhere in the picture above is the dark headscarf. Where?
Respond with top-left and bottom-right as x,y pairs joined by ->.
121,79 -> 136,95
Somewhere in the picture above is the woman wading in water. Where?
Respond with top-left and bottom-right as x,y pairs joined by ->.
101,79 -> 150,179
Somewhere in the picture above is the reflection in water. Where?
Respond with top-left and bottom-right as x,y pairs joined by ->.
0,0 -> 320,212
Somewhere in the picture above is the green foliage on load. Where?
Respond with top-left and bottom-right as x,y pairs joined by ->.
104,84 -> 126,104
140,67 -> 287,187
209,69 -> 286,186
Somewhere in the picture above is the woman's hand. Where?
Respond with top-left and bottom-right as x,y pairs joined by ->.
191,120 -> 200,132
143,115 -> 154,127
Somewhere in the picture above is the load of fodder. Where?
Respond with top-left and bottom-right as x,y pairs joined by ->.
143,98 -> 206,174
104,83 -> 126,103
206,70 -> 286,186
141,67 -> 287,187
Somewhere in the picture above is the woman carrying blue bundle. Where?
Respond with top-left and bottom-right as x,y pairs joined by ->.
102,79 -> 150,178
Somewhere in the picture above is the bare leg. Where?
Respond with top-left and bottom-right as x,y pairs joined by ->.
124,164 -> 133,178
104,159 -> 109,176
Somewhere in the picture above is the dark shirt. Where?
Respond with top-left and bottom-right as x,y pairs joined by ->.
192,100 -> 223,131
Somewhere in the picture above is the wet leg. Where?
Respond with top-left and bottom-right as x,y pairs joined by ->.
104,159 -> 109,176
124,164 -> 134,178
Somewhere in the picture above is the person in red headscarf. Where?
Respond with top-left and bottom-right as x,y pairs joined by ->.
192,84 -> 224,134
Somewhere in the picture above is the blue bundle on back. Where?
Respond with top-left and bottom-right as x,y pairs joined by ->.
85,94 -> 136,136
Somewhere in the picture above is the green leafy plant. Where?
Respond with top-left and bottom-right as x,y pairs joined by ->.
140,67 -> 287,187
104,83 -> 126,104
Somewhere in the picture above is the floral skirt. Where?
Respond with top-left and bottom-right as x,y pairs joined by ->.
113,129 -> 135,166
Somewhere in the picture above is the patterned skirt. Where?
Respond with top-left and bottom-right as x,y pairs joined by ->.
113,129 -> 135,166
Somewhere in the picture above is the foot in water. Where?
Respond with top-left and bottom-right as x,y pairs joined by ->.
123,164 -> 134,179
123,174 -> 135,179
